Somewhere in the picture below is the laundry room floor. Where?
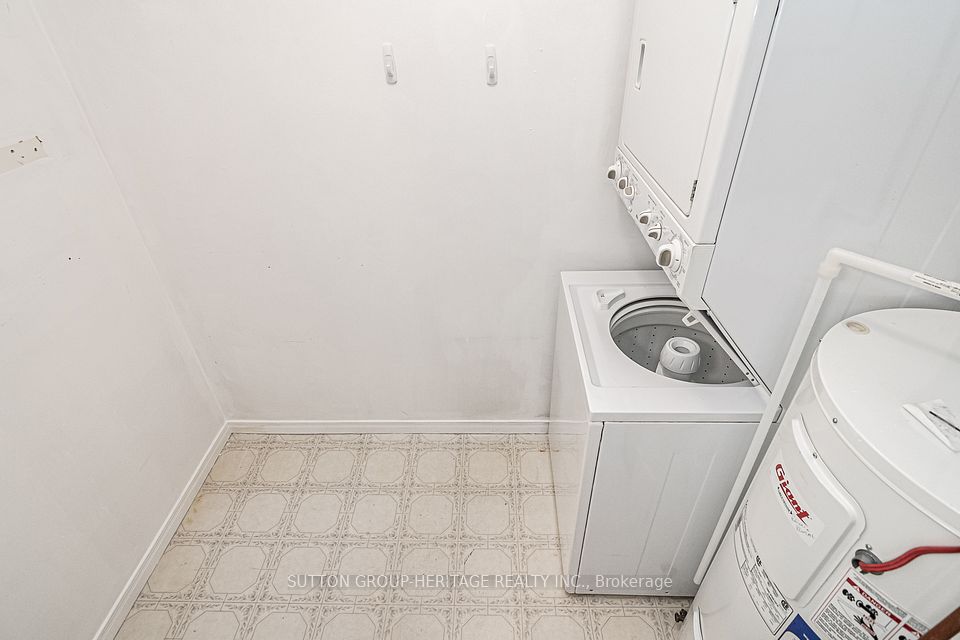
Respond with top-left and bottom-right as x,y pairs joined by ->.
116,433 -> 688,640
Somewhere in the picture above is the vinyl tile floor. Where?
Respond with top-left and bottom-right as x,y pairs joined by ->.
115,433 -> 690,640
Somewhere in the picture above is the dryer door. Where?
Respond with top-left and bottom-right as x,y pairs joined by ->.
620,0 -> 736,215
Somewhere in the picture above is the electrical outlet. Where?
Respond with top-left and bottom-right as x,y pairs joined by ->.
0,136 -> 47,174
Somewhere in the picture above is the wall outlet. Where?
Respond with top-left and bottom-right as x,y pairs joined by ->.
1,136 -> 47,174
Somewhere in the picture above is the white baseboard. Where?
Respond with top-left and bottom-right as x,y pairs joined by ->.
94,421 -> 232,640
95,418 -> 547,639
227,419 -> 549,434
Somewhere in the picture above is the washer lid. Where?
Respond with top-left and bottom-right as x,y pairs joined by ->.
814,308 -> 960,532
561,270 -> 768,422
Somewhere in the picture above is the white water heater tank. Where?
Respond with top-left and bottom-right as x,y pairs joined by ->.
685,308 -> 960,640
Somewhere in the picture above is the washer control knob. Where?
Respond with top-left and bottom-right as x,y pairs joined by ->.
656,240 -> 683,273
622,184 -> 635,199
607,161 -> 621,180
646,223 -> 663,241
636,209 -> 652,225
617,176 -> 629,190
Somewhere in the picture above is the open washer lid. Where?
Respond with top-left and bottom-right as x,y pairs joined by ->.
562,270 -> 768,422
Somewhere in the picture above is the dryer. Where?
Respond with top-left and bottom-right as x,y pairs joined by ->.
610,0 -> 778,247
610,0 -> 960,336
608,0 -> 778,310
549,271 -> 767,596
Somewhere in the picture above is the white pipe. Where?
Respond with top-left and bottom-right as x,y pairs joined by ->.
693,248 -> 960,584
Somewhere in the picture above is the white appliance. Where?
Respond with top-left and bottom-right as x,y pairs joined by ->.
548,270 -> 767,595
612,0 -> 776,246
548,0 -> 777,596
609,0 -> 778,308
611,0 -> 960,321
683,307 -> 960,639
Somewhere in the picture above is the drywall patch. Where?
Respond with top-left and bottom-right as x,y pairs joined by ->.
1,135 -> 47,173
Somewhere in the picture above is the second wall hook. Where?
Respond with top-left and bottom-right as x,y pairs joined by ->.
383,43 -> 398,85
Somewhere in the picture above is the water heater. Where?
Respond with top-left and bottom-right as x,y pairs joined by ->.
685,308 -> 960,639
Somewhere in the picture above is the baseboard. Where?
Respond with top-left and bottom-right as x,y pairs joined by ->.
227,419 -> 549,434
94,421 -> 232,640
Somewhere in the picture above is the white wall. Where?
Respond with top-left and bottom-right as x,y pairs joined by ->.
32,0 -> 648,421
0,4 -> 223,638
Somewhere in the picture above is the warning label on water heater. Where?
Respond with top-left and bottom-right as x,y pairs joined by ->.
734,503 -> 793,633
770,453 -> 824,545
813,570 -> 929,640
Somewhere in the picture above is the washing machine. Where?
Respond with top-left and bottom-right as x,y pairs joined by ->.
683,308 -> 960,639
548,270 -> 768,596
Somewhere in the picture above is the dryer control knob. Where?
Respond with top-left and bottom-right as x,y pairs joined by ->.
656,240 -> 683,273
622,184 -> 635,199
646,223 -> 663,241
617,176 -> 629,190
636,209 -> 653,225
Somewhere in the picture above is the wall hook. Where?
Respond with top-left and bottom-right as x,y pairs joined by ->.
485,44 -> 498,86
382,43 -> 398,85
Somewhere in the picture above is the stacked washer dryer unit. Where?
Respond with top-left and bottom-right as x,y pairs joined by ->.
547,0 -> 779,596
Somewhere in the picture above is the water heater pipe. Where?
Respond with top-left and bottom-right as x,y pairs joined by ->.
694,248 -> 960,584
856,545 -> 960,574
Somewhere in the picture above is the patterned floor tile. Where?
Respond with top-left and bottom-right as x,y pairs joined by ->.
117,431 -> 686,640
